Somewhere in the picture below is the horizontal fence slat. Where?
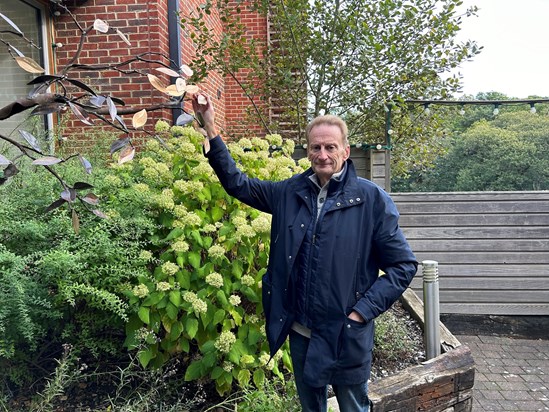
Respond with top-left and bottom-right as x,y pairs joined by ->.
397,201 -> 549,215
402,227 -> 549,240
412,251 -> 549,264
414,264 -> 549,277
410,277 -> 549,290
399,214 -> 549,227
438,303 -> 549,316
392,191 -> 549,202
408,239 -> 549,252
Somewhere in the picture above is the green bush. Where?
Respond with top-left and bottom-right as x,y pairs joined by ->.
0,155 -> 153,388
103,123 -> 303,396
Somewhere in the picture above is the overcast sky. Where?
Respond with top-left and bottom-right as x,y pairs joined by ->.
452,0 -> 549,98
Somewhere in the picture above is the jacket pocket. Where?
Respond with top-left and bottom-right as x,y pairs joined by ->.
337,318 -> 374,368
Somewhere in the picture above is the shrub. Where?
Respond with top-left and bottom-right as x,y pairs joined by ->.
0,153 -> 154,389
104,123 -> 303,395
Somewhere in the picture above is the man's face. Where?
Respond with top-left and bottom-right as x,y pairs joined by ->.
307,123 -> 350,186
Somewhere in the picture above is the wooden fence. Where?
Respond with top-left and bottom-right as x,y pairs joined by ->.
392,191 -> 549,316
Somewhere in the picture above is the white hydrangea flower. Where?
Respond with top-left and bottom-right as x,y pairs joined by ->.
241,275 -> 255,287
215,331 -> 236,353
132,284 -> 150,298
229,295 -> 241,306
161,261 -> 179,276
205,272 -> 224,288
208,245 -> 226,259
156,281 -> 171,292
171,240 -> 190,253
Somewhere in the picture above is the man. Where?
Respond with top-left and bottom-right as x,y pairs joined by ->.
193,95 -> 417,412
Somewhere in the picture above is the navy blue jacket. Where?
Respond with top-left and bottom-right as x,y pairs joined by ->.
206,136 -> 417,387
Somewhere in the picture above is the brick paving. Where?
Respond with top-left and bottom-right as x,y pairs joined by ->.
457,335 -> 549,411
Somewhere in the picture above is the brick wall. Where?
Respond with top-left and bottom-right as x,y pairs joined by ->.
51,0 -> 269,151
53,0 -> 174,151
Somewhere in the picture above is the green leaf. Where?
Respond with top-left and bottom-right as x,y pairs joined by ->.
203,352 -> 217,368
169,290 -> 181,306
213,308 -> 226,326
138,348 -> 154,368
138,307 -> 150,324
188,251 -> 201,269
176,270 -> 191,289
216,289 -> 228,306
170,321 -> 183,341
166,302 -> 179,320
237,368 -> 251,387
142,291 -> 164,307
211,366 -> 224,380
184,359 -> 204,381
211,206 -> 224,221
253,368 -> 265,388
231,260 -> 243,279
186,317 -> 199,339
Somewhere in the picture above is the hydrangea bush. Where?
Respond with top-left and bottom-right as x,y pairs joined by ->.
103,123 -> 305,395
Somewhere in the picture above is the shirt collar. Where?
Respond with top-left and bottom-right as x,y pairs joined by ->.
308,163 -> 347,189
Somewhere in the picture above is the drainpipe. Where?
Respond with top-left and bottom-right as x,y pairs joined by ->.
167,0 -> 183,123
422,260 -> 441,360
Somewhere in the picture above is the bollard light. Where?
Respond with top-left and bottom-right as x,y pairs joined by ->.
423,260 -> 441,360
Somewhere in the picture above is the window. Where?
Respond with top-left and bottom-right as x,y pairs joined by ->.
0,0 -> 51,141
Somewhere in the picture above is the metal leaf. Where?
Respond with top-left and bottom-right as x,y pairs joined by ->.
110,137 -> 130,155
44,198 -> 66,213
19,130 -> 42,152
3,163 -> 18,178
79,155 -> 92,174
147,73 -> 167,93
27,74 -> 63,85
61,188 -> 77,202
9,44 -> 24,57
82,193 -> 99,205
176,113 -> 194,126
14,56 -> 45,74
89,95 -> 106,107
73,181 -> 94,190
68,102 -> 94,125
118,145 -> 135,164
109,96 -> 125,106
31,103 -> 66,116
0,154 -> 11,166
106,96 -> 117,121
93,18 -> 109,33
180,64 -> 193,77
0,12 -> 23,35
132,109 -> 147,129
165,84 -> 184,97
66,78 -> 97,96
72,209 -> 80,234
155,67 -> 181,78
115,115 -> 128,132
92,209 -> 108,219
116,28 -> 131,46
32,156 -> 62,166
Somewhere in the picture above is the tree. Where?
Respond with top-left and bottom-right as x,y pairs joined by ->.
185,0 -> 481,177
417,111 -> 549,191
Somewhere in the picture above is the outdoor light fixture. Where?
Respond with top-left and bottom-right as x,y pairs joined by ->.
424,104 -> 431,115
530,103 -> 537,113
459,105 -> 465,115
493,104 -> 500,115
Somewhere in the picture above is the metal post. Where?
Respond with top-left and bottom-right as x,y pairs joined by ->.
423,260 -> 441,360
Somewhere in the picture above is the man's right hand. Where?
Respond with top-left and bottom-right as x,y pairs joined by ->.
192,93 -> 218,139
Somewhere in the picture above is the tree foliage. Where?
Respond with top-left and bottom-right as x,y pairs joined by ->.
409,111 -> 549,191
185,0 -> 481,179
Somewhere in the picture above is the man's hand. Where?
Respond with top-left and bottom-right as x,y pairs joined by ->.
347,311 -> 365,323
191,93 -> 218,139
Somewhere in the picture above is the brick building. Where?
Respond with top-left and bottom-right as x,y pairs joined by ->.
1,0 -> 269,149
